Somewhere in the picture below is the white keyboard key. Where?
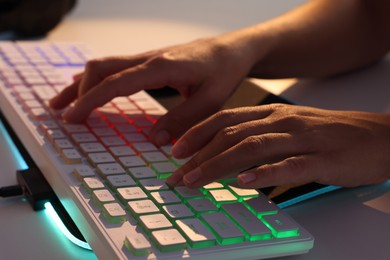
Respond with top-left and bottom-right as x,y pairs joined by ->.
117,187 -> 148,201
88,152 -> 116,164
151,162 -> 177,175
61,148 -> 82,164
228,184 -> 259,198
92,127 -> 116,137
160,144 -> 173,155
83,177 -> 105,192
73,165 -> 95,180
150,190 -> 181,205
203,182 -> 224,189
174,186 -> 203,199
62,124 -> 89,133
92,189 -> 116,205
109,146 -> 136,157
202,212 -> 245,243
72,133 -> 97,143
119,156 -> 146,167
102,203 -> 126,223
100,136 -> 126,146
114,124 -> 137,133
245,196 -> 279,216
124,234 -> 151,256
132,142 -> 158,152
208,189 -> 238,205
139,178 -> 168,191
162,204 -> 194,219
97,163 -> 126,177
128,167 -> 156,179
176,218 -> 216,247
142,151 -> 168,162
139,213 -> 172,231
151,228 -> 186,252
53,138 -> 74,152
127,199 -> 159,216
106,175 -> 136,188
262,213 -> 299,238
123,133 -> 146,142
80,142 -> 106,153
222,203 -> 272,240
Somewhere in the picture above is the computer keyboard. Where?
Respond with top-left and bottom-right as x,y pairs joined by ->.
0,41 -> 314,259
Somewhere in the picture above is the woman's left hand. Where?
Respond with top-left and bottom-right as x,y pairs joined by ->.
166,104 -> 390,189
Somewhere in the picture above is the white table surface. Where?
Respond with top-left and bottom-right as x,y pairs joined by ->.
1,1 -> 389,259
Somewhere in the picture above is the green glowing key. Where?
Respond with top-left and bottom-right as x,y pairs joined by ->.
201,212 -> 245,245
262,213 -> 299,238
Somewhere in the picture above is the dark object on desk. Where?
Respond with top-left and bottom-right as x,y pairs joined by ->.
0,0 -> 76,37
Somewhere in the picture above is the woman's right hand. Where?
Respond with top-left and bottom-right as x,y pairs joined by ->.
49,33 -> 263,146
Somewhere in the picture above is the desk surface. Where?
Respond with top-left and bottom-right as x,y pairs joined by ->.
1,1 -> 390,259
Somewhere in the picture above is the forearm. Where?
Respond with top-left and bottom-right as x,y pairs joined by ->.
235,0 -> 390,78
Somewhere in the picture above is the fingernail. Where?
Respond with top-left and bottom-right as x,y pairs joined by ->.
171,140 -> 187,158
238,172 -> 257,184
166,169 -> 183,188
183,167 -> 201,185
62,107 -> 75,121
154,129 -> 171,146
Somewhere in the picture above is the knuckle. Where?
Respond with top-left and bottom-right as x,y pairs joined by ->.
85,58 -> 104,72
285,157 -> 306,174
213,109 -> 238,122
242,135 -> 266,154
216,126 -> 238,140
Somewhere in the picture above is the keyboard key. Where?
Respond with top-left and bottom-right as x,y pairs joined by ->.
73,165 -> 95,180
151,162 -> 177,178
151,228 -> 186,252
109,145 -> 136,156
187,198 -> 218,214
106,174 -> 136,188
88,152 -> 116,164
132,142 -> 158,152
221,203 -> 272,241
262,213 -> 299,238
208,189 -> 238,206
162,204 -> 194,219
202,212 -> 245,245
139,213 -> 172,232
127,199 -> 160,217
80,142 -> 106,154
92,189 -> 116,207
174,186 -> 204,200
142,151 -> 168,162
124,234 -> 151,256
97,163 -> 126,177
119,156 -> 146,167
139,178 -> 169,191
245,196 -> 279,216
117,187 -> 148,202
128,166 -> 156,179
176,218 -> 216,248
61,148 -> 82,164
83,177 -> 105,194
150,190 -> 181,205
102,203 -> 126,223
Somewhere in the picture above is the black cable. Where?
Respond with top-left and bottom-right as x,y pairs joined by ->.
0,184 -> 23,197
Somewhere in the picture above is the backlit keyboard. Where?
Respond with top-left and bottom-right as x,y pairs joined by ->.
0,41 -> 314,259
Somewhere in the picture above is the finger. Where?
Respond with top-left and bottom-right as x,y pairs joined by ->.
237,155 -> 318,189
62,62 -> 178,123
149,86 -> 223,146
49,80 -> 80,109
78,55 -> 153,97
167,133 -> 303,188
171,107 -> 273,158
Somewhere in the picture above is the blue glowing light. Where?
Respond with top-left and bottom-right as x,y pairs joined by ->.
44,202 -> 92,251
277,185 -> 342,208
